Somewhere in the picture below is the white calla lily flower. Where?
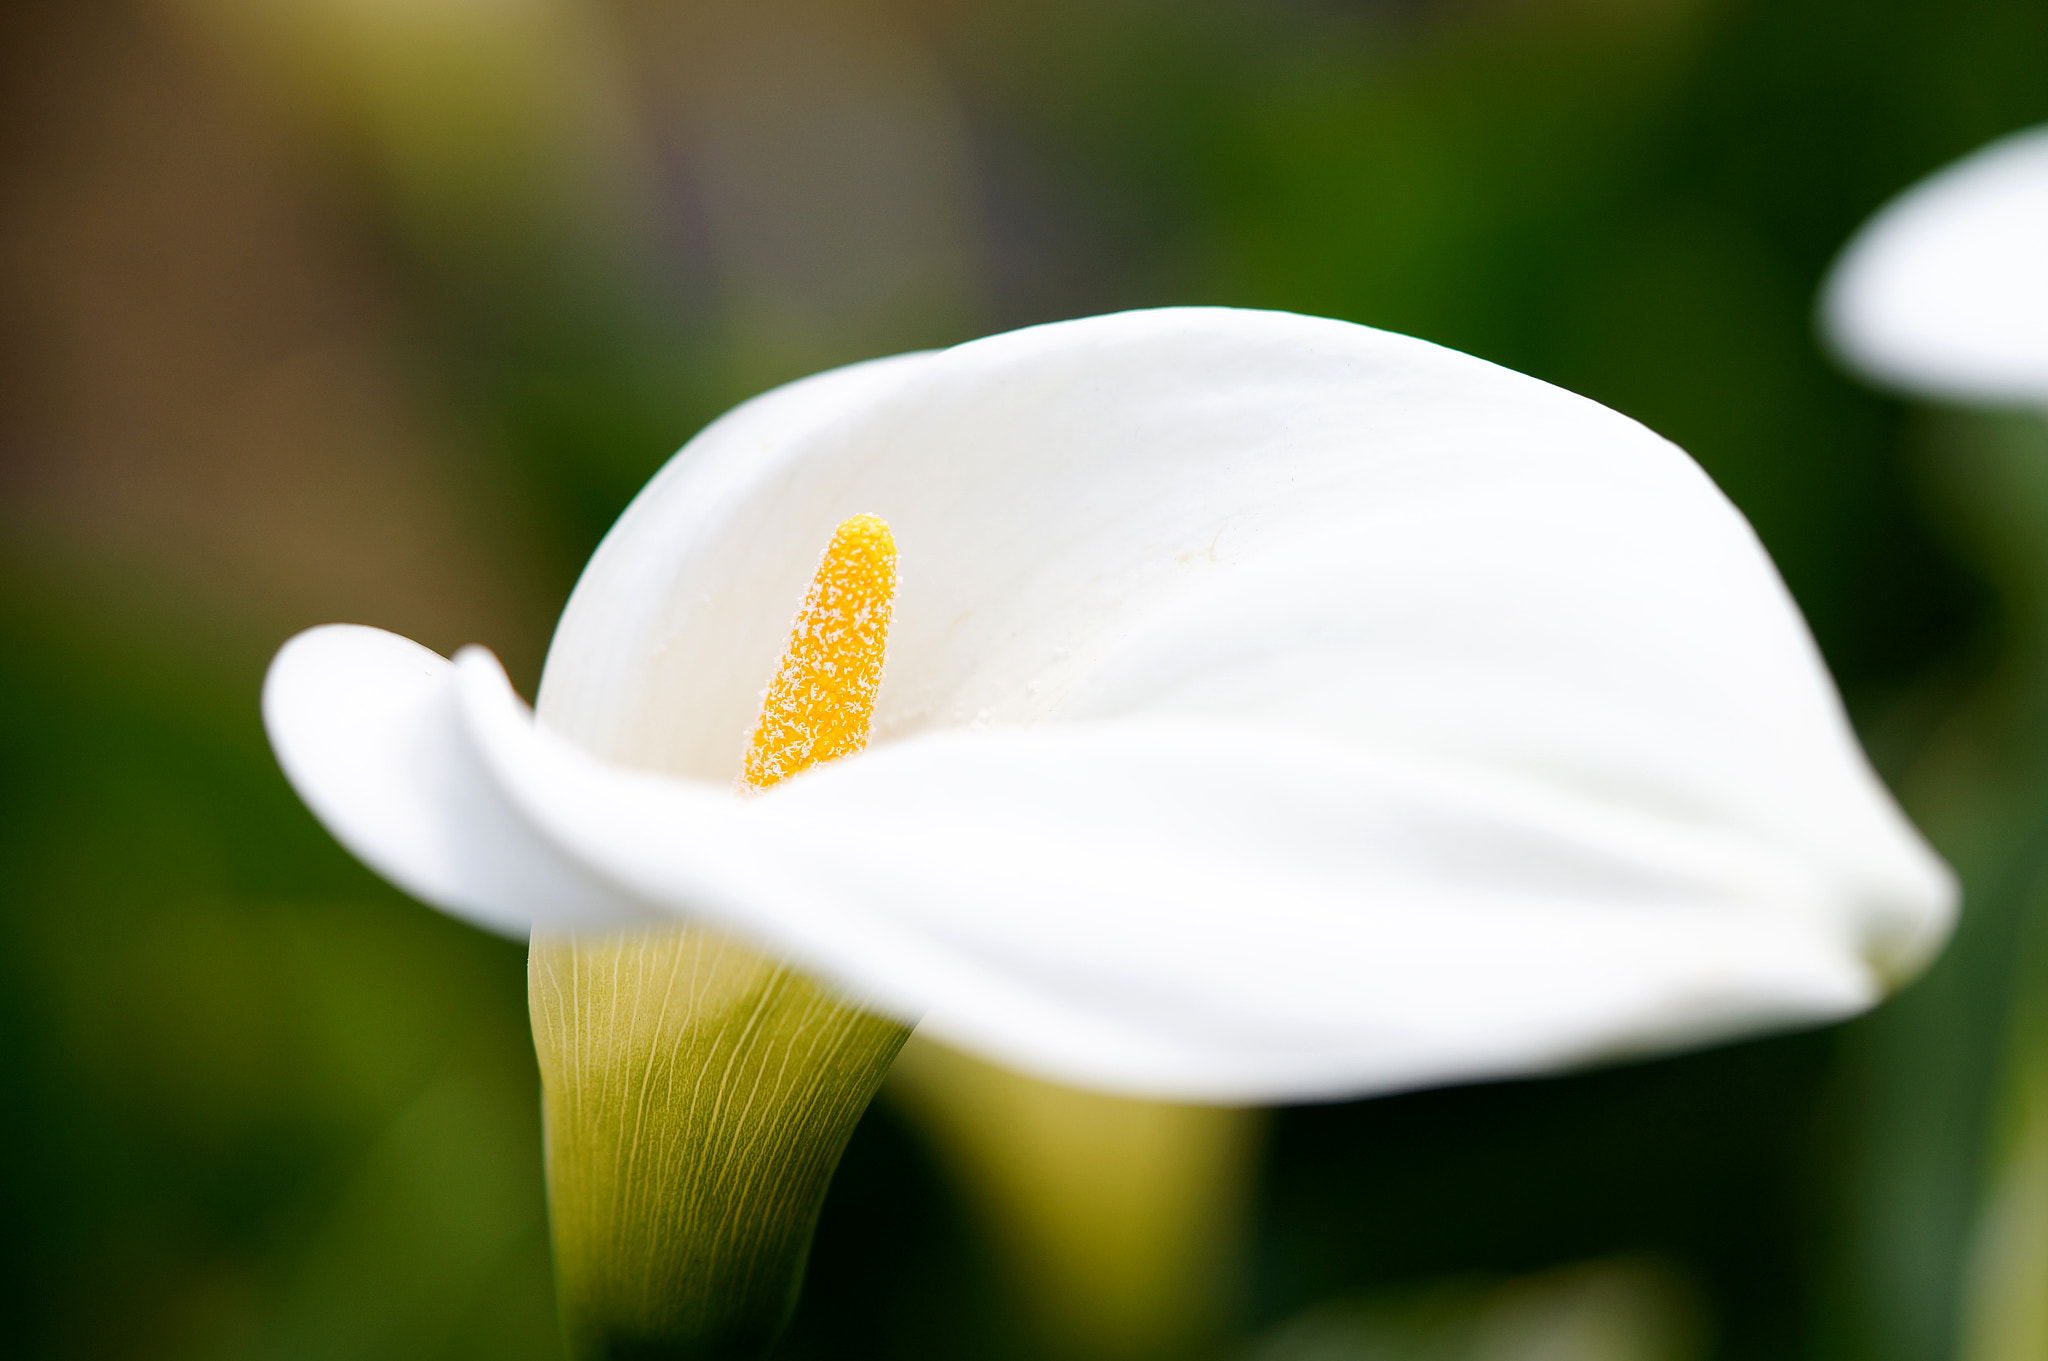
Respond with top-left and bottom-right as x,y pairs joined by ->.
265,306 -> 1954,1104
1822,124 -> 2048,407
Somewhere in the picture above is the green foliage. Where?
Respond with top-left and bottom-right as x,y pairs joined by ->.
0,571 -> 558,1361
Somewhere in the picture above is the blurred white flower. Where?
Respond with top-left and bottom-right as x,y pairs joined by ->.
1823,125 -> 2048,407
264,306 -> 1954,1103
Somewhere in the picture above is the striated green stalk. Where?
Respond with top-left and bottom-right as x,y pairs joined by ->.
530,927 -> 911,1361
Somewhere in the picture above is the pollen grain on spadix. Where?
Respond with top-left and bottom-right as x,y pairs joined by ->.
743,513 -> 898,791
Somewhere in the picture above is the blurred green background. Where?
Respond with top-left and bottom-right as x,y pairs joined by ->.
3,0 -> 2046,1358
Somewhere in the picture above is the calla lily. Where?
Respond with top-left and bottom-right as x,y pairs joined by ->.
1822,124 -> 2048,408
266,305 -> 1953,1106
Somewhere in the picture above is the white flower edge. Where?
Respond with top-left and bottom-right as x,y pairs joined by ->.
1822,124 -> 2048,407
265,307 -> 1957,1103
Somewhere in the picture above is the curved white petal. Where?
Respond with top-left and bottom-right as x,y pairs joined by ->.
466,646 -> 1900,1101
263,625 -> 655,937
1823,125 -> 2048,406
270,307 -> 1957,1100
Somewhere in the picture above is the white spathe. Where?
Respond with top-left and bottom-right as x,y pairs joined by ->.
265,307 -> 1955,1103
1822,124 -> 2048,407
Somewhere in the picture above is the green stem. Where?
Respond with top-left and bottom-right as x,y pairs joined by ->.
530,928 -> 910,1361
889,1036 -> 1264,1361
